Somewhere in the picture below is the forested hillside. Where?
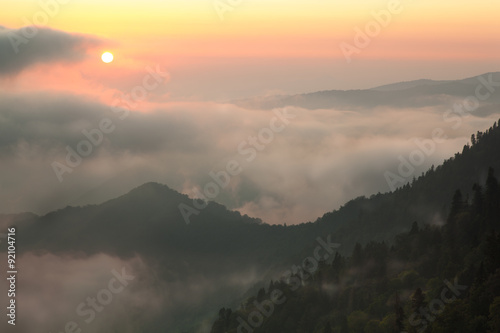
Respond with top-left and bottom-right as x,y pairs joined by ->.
211,172 -> 500,333
210,122 -> 500,333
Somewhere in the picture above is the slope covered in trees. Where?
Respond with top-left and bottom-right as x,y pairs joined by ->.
210,167 -> 500,332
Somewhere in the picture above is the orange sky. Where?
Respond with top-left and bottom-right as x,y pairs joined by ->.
1,0 -> 499,100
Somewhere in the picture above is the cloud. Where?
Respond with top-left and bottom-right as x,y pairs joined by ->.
0,89 -> 499,225
0,252 -> 261,332
0,26 -> 101,76
0,253 -> 164,332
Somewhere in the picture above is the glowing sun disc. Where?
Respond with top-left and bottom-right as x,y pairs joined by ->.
101,52 -> 114,63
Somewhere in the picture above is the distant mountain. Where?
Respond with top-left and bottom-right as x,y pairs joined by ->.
370,78 -> 451,91
4,119 -> 500,332
232,72 -> 500,113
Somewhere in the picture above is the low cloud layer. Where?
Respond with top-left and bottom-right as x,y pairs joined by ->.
0,26 -> 101,76
0,253 -> 164,332
0,88 -> 498,224
0,252 -> 261,332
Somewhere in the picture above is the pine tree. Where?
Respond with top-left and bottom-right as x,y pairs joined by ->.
485,168 -> 500,230
394,292 -> 405,333
323,321 -> 333,333
407,288 -> 427,333
448,190 -> 464,222
351,243 -> 363,266
472,184 -> 484,215
410,221 -> 419,235
332,252 -> 344,282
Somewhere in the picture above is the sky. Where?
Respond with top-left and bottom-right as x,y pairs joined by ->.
1,0 -> 499,100
0,0 -> 499,224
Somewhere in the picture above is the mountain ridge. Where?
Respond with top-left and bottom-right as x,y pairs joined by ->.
369,71 -> 500,91
232,72 -> 500,111
5,118 -> 500,258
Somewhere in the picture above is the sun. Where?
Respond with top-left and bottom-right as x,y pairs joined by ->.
101,52 -> 114,63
